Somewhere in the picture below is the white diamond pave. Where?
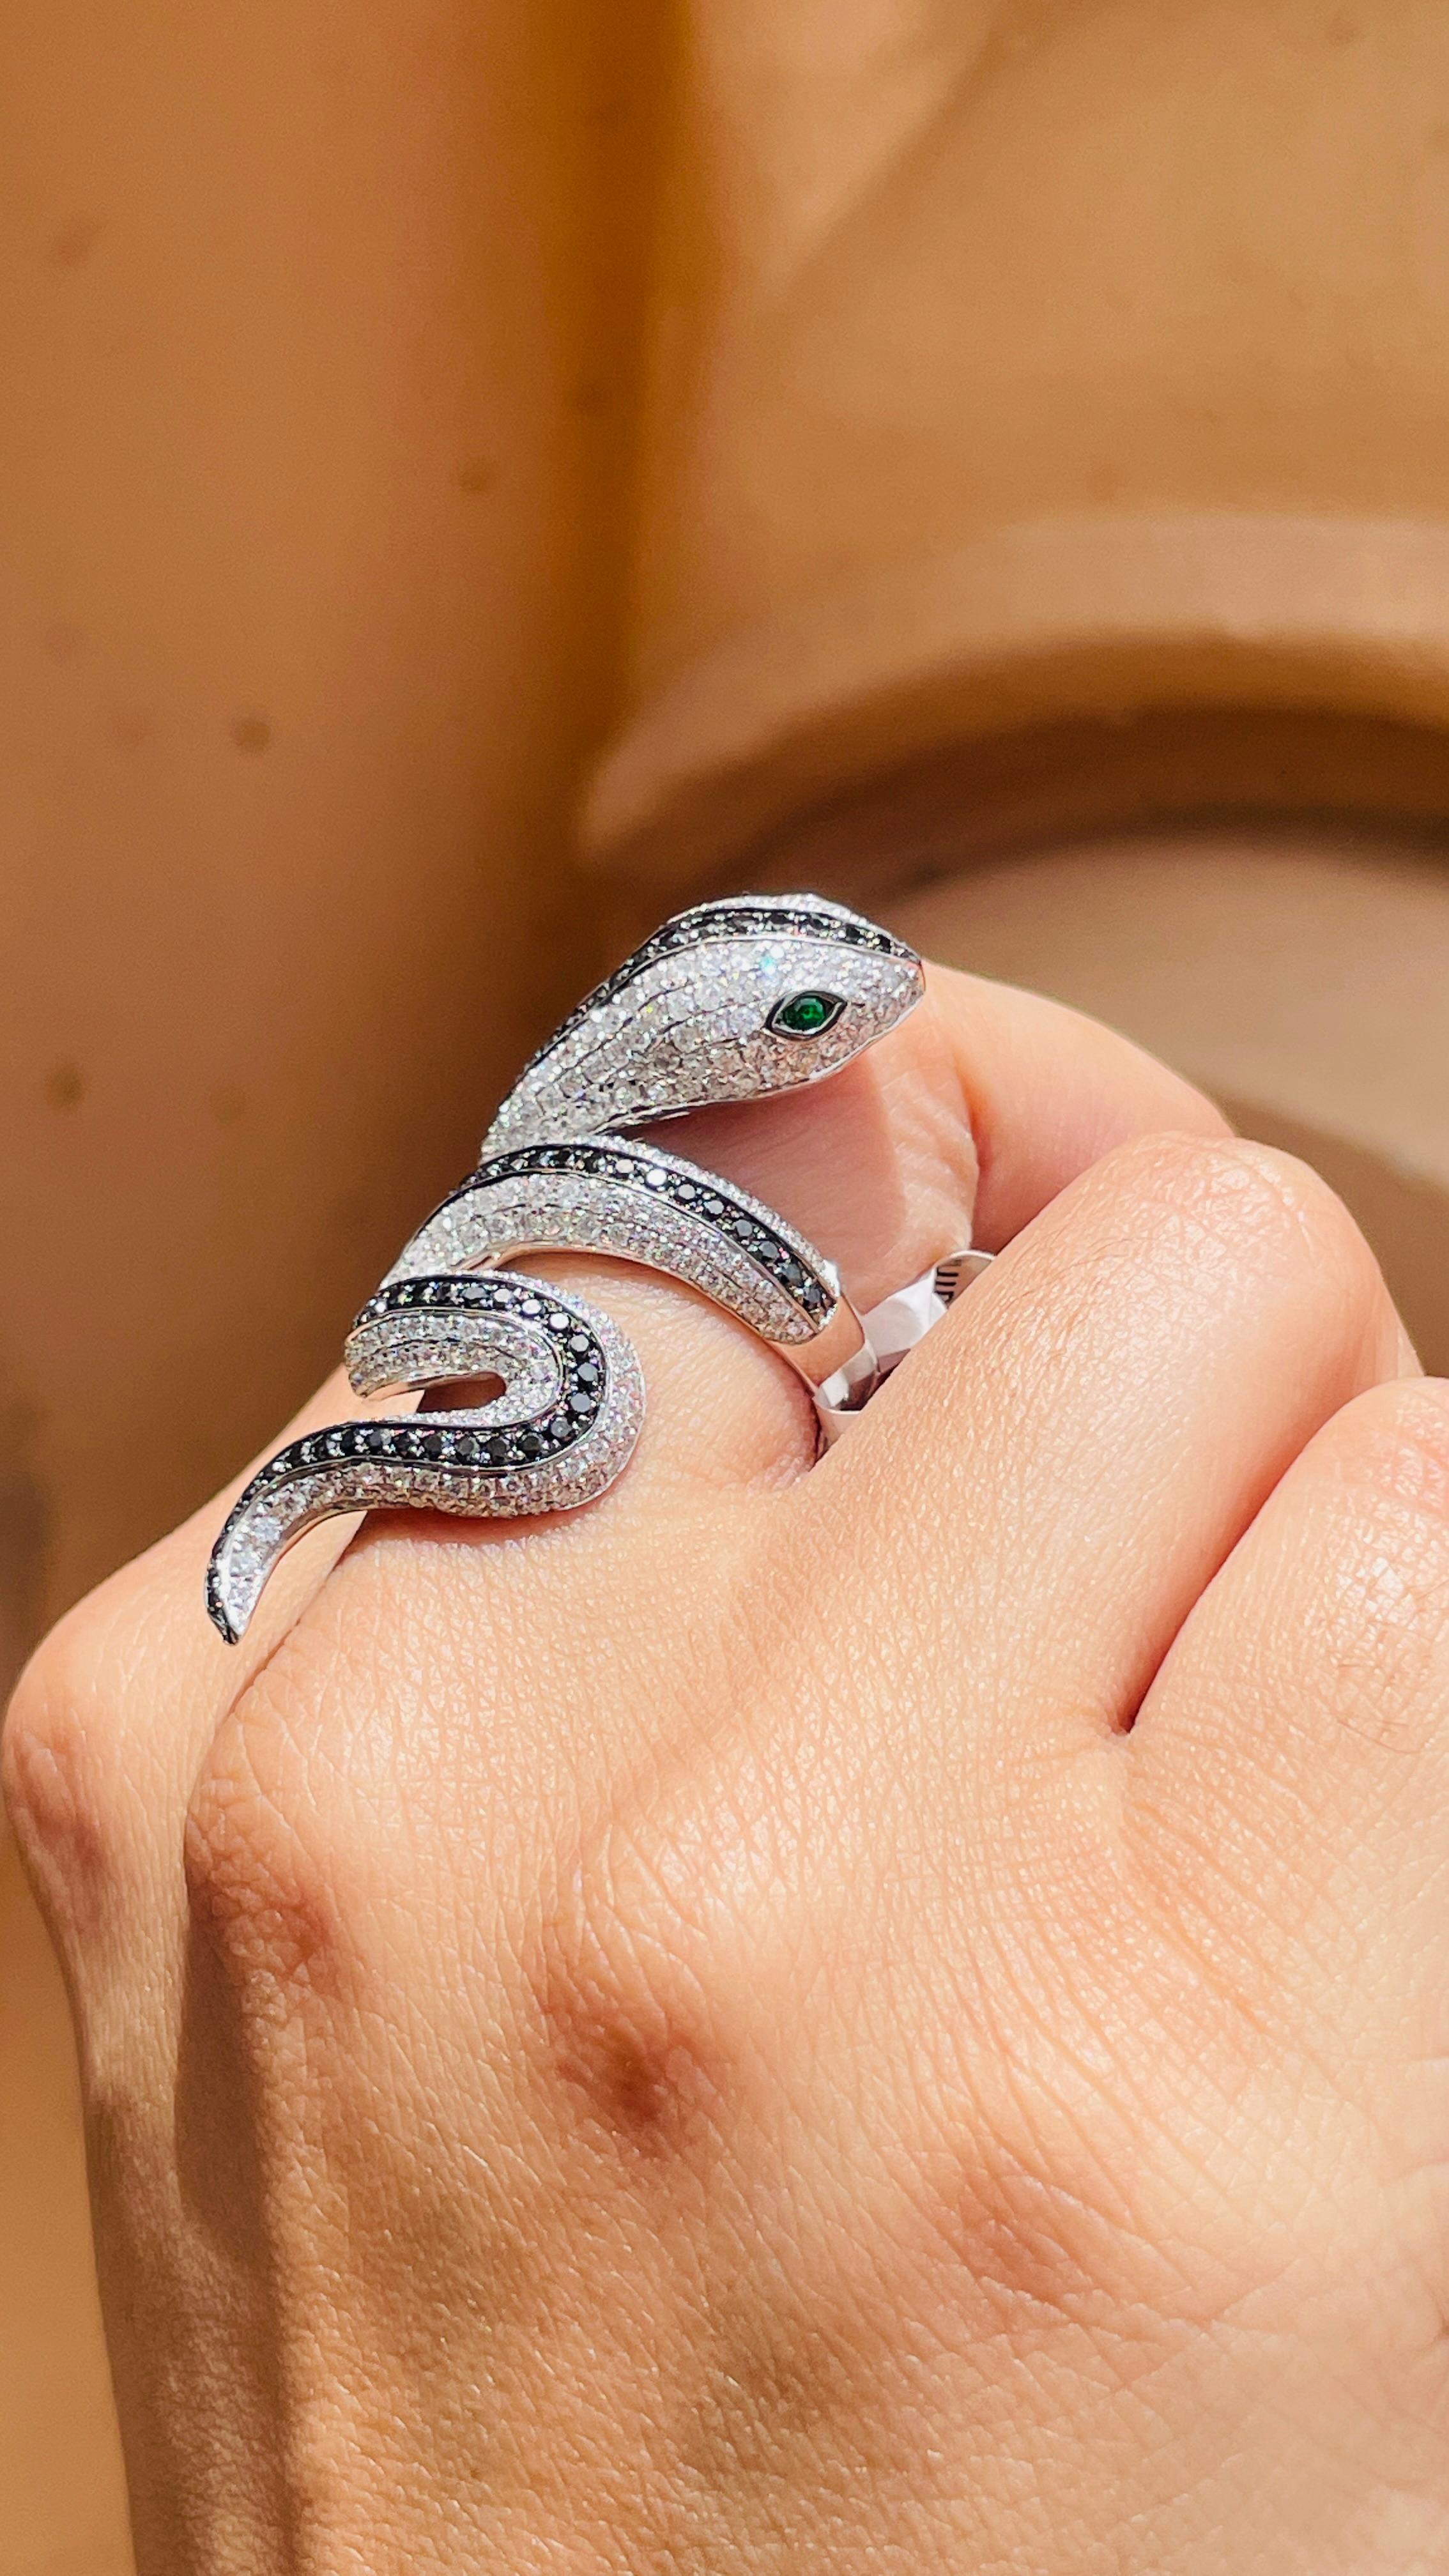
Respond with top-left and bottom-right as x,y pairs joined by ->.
206,895 -> 924,1644
484,900 -> 921,1156
384,1140 -> 838,1348
206,1282 -> 644,1644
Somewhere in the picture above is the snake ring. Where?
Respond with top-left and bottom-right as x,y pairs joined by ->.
206,894 -> 986,1643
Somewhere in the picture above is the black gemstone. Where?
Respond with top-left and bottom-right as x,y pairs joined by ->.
484,1436 -> 509,1465
420,1431 -> 444,1460
518,1430 -> 544,1459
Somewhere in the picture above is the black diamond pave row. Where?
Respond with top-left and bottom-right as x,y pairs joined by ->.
513,902 -> 914,1083
452,1141 -> 836,1324
236,1278 -> 606,1512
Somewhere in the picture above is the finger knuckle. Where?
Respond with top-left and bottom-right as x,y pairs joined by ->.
1320,1381 -> 1449,1693
526,1788 -> 772,2172
1135,1129 -> 1356,1253
1248,1381 -> 1449,1758
1330,1376 -> 1449,1509
931,2110 -> 1162,2328
3,1583 -> 141,1937
1109,1131 -> 1387,1325
530,1855 -> 720,2164
1215,1135 -> 1371,1266
185,1698 -> 358,2004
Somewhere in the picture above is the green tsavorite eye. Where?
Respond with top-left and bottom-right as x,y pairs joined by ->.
769,989 -> 847,1039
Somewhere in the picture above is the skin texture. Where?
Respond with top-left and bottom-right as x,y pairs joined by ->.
6,959 -> 1446,2571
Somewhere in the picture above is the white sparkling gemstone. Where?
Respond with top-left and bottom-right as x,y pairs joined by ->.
209,900 -> 919,1643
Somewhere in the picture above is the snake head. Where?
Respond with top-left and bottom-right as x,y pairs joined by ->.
482,894 -> 925,1154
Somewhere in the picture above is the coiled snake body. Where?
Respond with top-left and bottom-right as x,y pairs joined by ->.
207,896 -> 924,1642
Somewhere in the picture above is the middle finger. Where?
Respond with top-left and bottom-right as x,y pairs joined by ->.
804,1130 -> 1411,1777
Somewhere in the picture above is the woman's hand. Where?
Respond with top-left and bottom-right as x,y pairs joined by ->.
7,960 -> 1443,2573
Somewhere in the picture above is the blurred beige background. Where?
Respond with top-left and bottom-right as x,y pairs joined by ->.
10,4 -> 1449,2566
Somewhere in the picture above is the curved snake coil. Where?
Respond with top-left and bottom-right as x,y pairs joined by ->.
206,894 -> 924,1643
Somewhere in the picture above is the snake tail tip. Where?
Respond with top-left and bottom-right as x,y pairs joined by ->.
204,1570 -> 243,1647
